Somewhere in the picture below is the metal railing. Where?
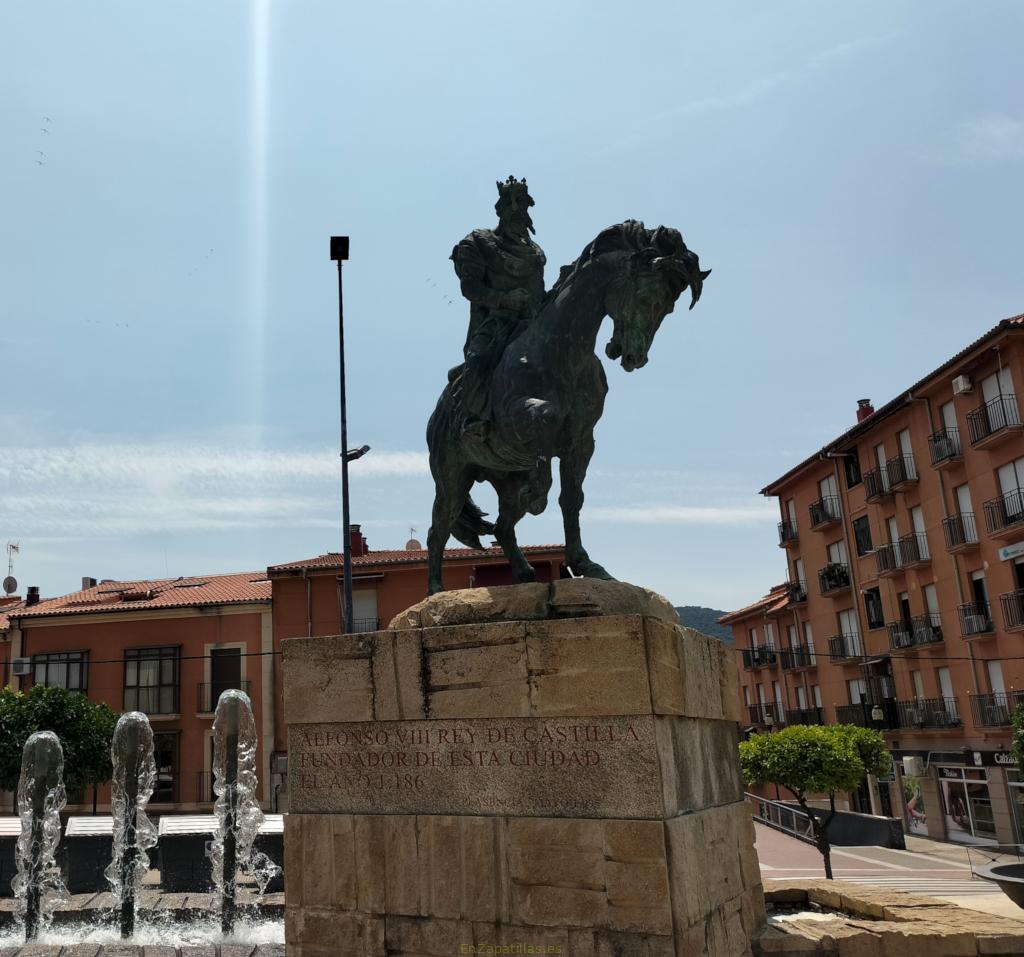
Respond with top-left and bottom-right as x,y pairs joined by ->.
875,542 -> 903,576
1000,589 -> 1024,631
780,644 -> 815,670
886,453 -> 918,488
943,512 -> 979,550
970,692 -> 1024,728
827,632 -> 862,662
741,645 -> 777,670
745,792 -> 816,845
928,428 -> 963,466
349,617 -> 380,633
818,562 -> 851,595
785,707 -> 826,726
835,700 -> 899,729
197,680 -> 251,714
984,489 -> 1024,536
778,519 -> 798,547
786,579 -> 808,604
747,702 -> 785,726
887,614 -> 942,650
863,467 -> 891,502
895,696 -> 961,729
900,532 -> 930,565
967,394 -> 1021,445
958,600 -> 994,637
809,495 -> 842,529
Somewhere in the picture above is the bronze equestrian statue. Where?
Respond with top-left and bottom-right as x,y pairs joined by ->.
426,180 -> 709,594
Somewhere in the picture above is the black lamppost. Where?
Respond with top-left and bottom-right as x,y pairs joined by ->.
330,236 -> 370,634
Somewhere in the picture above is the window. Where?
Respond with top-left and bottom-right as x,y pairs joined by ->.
844,453 -> 862,488
863,588 -> 884,630
853,516 -> 873,556
764,622 -> 775,648
124,646 -> 180,714
827,539 -> 849,565
152,732 -> 179,804
33,651 -> 88,691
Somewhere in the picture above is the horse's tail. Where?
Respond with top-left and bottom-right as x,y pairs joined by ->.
451,497 -> 495,550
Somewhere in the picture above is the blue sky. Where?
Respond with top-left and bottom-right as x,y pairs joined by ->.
1,1 -> 1022,609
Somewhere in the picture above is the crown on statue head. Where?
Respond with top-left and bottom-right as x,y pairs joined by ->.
496,175 -> 529,198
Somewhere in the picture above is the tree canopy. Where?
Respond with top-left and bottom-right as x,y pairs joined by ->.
0,685 -> 119,797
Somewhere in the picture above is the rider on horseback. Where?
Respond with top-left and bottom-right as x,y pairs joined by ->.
450,176 -> 546,439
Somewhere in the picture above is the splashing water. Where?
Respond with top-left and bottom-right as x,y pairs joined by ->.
104,712 -> 157,936
12,731 -> 69,939
209,689 -> 280,928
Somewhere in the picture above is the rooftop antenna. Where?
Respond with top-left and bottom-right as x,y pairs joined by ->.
4,543 -> 18,595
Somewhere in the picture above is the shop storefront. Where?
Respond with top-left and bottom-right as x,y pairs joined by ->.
1008,770 -> 1024,844
937,765 -> 996,844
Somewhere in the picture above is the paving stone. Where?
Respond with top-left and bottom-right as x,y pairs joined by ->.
218,946 -> 256,957
179,948 -> 217,957
61,946 -> 102,957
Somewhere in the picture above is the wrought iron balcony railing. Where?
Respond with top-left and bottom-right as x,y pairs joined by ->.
984,488 -> 1024,537
785,707 -> 826,726
943,512 -> 979,551
786,579 -> 808,604
780,644 -> 815,670
827,633 -> 862,662
863,467 -> 891,502
349,617 -> 380,633
835,700 -> 899,729
197,680 -> 251,714
895,697 -> 961,730
887,614 -> 943,650
898,532 -> 930,566
886,453 -> 918,489
809,495 -> 842,529
875,542 -> 903,576
747,702 -> 785,727
1000,589 -> 1024,632
967,394 -> 1021,446
958,601 -> 994,637
818,562 -> 851,596
928,428 -> 963,467
777,519 -> 798,547
741,645 -> 777,670
970,691 -> 1024,728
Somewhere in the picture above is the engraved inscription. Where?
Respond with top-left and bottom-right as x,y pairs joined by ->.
289,716 -> 662,818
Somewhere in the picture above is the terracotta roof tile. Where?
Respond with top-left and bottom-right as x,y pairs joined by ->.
268,544 -> 566,575
718,584 -> 790,625
12,572 -> 271,621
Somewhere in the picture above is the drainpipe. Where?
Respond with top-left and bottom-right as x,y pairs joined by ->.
304,570 -> 312,638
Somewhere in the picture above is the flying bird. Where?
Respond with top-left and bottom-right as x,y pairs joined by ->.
35,160 -> 44,167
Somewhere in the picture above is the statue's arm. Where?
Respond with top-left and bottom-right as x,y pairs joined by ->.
451,238 -> 529,310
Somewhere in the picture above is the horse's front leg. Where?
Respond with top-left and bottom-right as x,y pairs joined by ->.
559,433 -> 613,580
492,476 -> 538,584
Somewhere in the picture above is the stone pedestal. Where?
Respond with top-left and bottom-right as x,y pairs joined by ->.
282,580 -> 766,957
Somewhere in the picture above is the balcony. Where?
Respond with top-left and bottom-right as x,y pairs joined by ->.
741,645 -> 777,670
928,428 -> 964,469
777,519 -> 799,548
943,512 -> 980,552
895,697 -> 961,730
983,489 -> 1024,539
836,700 -> 899,729
898,532 -> 931,567
349,616 -> 380,634
967,394 -> 1022,449
747,702 -> 785,727
970,691 -> 1024,728
887,614 -> 943,651
809,495 -> 842,530
786,579 -> 808,605
780,644 -> 815,670
886,453 -> 919,490
958,600 -> 995,638
197,680 -> 251,714
827,633 -> 862,662
785,707 -> 826,726
875,542 -> 904,577
863,467 -> 891,503
1000,589 -> 1024,632
818,562 -> 851,596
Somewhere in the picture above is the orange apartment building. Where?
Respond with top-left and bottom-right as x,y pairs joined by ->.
1,527 -> 566,814
722,313 -> 1024,846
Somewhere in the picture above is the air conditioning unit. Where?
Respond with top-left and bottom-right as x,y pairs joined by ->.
10,658 -> 31,676
902,755 -> 925,777
952,374 -> 973,395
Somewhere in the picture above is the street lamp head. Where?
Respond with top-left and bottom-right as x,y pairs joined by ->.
330,236 -> 350,262
345,444 -> 371,462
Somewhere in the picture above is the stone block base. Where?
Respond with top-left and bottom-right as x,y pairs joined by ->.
282,582 -> 766,956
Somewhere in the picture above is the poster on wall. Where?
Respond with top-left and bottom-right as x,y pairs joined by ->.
903,775 -> 928,836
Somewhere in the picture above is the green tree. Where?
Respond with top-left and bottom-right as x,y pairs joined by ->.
1011,702 -> 1024,770
739,724 -> 889,879
0,685 -> 119,801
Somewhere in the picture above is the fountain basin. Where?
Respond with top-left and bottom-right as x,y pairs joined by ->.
975,862 -> 1024,907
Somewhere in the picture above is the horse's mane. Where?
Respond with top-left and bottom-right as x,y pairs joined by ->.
545,219 -> 690,302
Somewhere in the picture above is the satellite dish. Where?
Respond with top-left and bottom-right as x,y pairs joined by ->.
3,576 -> 16,595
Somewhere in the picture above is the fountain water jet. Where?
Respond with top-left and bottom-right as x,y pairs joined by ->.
210,689 -> 280,934
104,711 -> 157,938
12,731 -> 68,941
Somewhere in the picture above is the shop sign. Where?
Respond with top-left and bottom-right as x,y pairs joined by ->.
998,540 -> 1024,562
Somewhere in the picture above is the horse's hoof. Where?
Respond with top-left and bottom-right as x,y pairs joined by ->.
572,561 -> 613,580
428,582 -> 445,596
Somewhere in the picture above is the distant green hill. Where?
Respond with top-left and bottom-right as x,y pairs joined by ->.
674,605 -> 733,644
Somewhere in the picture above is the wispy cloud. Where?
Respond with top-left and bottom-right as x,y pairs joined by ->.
587,503 -> 775,525
953,113 -> 1024,164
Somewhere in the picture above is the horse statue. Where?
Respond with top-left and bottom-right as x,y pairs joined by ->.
426,219 -> 709,594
